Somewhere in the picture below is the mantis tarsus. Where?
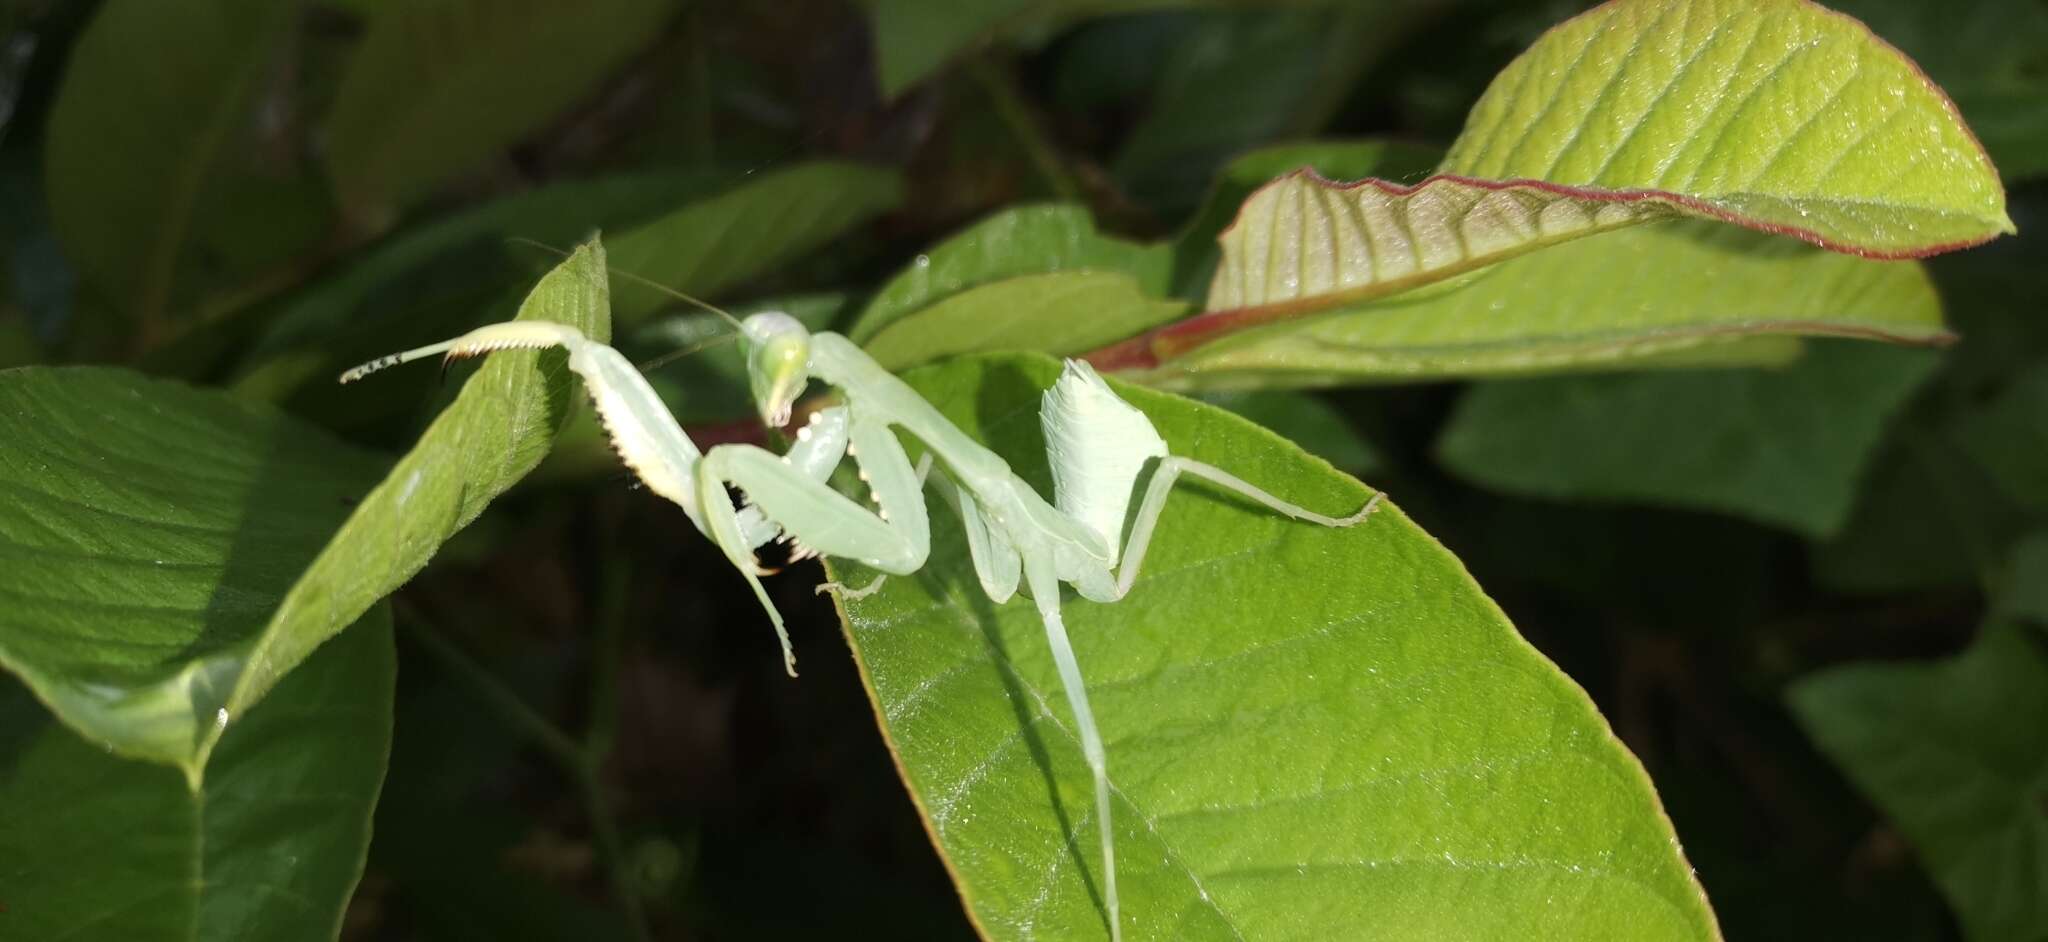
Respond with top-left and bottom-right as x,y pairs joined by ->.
343,300 -> 1380,940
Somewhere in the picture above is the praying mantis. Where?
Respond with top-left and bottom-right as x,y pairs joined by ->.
341,286 -> 1381,941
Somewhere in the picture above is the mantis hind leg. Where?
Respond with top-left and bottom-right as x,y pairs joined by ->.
1104,455 -> 1381,602
1023,555 -> 1120,942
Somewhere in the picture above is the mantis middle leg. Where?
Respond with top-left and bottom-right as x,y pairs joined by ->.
1093,456 -> 1383,604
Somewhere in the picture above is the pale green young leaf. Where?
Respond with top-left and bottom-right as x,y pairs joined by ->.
1116,221 -> 1941,387
0,618 -> 393,942
1789,624 -> 2048,942
324,0 -> 682,221
0,240 -> 607,778
1434,342 -> 1937,538
850,203 -> 1172,344
830,354 -> 1719,940
1770,0 -> 2048,181
1106,0 -> 2005,375
1441,0 -> 2012,254
863,272 -> 1188,371
1172,139 -> 1443,295
1203,172 -> 1676,315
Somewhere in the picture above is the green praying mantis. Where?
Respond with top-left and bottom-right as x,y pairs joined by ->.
341,279 -> 1382,941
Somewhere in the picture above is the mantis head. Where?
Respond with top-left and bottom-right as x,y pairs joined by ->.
740,311 -> 812,428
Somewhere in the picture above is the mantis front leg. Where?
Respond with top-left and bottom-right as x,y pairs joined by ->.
694,409 -> 933,674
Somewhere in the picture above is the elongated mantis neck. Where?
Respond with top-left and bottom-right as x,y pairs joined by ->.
808,334 -> 1011,483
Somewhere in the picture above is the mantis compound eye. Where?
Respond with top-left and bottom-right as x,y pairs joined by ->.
741,311 -> 812,428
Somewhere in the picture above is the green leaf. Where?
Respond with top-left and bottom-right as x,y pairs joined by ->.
1108,220 -> 1943,385
324,0 -> 682,221
1998,534 -> 2048,627
1107,10 -> 1341,214
1827,0 -> 2048,181
1441,0 -> 2013,255
226,170 -> 723,405
0,239 -> 607,778
850,203 -> 1172,344
1789,625 -> 2048,942
863,272 -> 1189,371
42,0 -> 305,331
1809,433 -> 2030,595
1172,139 -> 1443,295
1434,342 -> 1937,538
831,353 -> 1719,940
866,0 -> 1027,97
1098,0 -> 2010,374
1196,389 -> 1382,473
865,0 -> 1161,98
1955,361 -> 2048,512
604,161 -> 906,326
0,615 -> 394,942
1202,172 -> 1692,316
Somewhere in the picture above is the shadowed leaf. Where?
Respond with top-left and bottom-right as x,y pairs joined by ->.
1790,624 -> 2048,942
0,617 -> 394,942
0,240 -> 607,777
1434,342 -> 1937,537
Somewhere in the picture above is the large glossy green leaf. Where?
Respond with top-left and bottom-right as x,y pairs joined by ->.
1108,220 -> 1942,386
0,240 -> 607,778
42,0 -> 307,333
1789,624 -> 2048,942
863,272 -> 1188,371
1441,0 -> 2012,254
850,203 -> 1171,345
1435,342 -> 1937,538
830,354 -> 1719,940
0,615 -> 394,942
605,161 -> 906,326
324,0 -> 682,221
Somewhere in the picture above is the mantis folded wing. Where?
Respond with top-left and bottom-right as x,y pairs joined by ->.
343,313 -> 1380,941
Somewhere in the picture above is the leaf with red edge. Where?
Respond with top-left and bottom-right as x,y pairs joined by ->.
1091,0 -> 2008,381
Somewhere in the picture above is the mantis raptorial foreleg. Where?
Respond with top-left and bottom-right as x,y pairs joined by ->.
344,306 -> 1382,942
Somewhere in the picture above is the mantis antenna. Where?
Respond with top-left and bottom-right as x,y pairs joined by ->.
504,236 -> 747,331
505,235 -> 754,374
